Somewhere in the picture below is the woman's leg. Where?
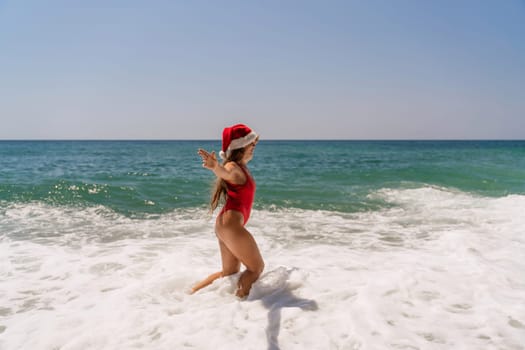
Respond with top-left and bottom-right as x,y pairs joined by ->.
190,271 -> 222,294
190,232 -> 241,294
216,211 -> 264,298
219,240 -> 241,276
191,210 -> 264,297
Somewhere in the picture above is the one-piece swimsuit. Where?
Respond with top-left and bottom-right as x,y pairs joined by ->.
220,165 -> 256,225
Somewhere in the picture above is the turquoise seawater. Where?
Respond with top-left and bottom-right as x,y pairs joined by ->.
2,140 -> 525,349
1,140 -> 524,215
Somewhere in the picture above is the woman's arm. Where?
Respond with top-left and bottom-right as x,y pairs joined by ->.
198,149 -> 245,184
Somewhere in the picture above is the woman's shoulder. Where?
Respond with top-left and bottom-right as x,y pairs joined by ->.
224,161 -> 241,170
224,161 -> 247,184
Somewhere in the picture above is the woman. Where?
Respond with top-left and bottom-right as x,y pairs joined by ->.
192,123 -> 264,298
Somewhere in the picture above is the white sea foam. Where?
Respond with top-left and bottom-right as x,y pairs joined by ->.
1,187 -> 525,349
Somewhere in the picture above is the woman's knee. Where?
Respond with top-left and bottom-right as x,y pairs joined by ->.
222,267 -> 240,276
258,260 -> 265,275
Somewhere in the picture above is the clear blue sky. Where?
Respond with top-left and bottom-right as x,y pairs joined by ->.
1,0 -> 524,139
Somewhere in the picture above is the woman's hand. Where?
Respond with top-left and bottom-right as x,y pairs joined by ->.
198,149 -> 218,170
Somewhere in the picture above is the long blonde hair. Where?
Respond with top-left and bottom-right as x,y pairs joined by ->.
210,148 -> 246,212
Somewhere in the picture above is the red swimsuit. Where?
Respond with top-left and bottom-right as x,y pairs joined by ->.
220,166 -> 256,225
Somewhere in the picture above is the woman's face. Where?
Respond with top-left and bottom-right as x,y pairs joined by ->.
242,138 -> 258,163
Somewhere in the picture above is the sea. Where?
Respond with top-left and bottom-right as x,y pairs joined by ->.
1,140 -> 524,350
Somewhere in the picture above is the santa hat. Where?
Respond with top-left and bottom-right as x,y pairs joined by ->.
219,124 -> 258,160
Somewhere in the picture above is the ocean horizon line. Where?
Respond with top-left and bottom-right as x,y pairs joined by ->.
1,138 -> 524,142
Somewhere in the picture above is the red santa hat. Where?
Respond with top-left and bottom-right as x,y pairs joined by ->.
219,124 -> 258,160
